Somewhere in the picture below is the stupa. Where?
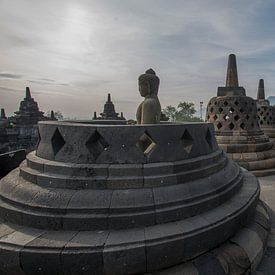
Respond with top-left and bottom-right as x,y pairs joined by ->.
0,109 -> 9,128
10,87 -> 46,125
256,79 -> 275,142
0,69 -> 270,274
92,93 -> 126,125
206,54 -> 275,176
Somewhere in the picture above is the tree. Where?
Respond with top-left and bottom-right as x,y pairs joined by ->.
162,102 -> 201,122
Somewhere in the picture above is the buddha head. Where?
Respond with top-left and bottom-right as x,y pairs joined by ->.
138,68 -> 160,97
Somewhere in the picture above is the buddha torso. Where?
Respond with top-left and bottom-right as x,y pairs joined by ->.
136,69 -> 161,124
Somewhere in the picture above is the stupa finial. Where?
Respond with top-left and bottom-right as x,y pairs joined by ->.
107,93 -> 111,102
50,110 -> 55,120
1,108 -> 6,119
25,87 -> 31,99
257,79 -> 265,100
226,54 -> 239,87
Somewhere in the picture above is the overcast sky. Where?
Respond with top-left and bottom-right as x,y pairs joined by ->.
1,0 -> 275,119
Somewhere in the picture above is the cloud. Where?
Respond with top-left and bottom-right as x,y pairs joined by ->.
1,0 -> 275,119
0,86 -> 22,93
27,79 -> 70,86
0,73 -> 22,79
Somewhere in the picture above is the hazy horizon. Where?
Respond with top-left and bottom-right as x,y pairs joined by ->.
1,0 -> 275,119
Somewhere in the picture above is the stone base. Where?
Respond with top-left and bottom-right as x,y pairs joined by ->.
219,137 -> 275,176
262,127 -> 275,145
0,170 -> 262,274
153,201 -> 270,275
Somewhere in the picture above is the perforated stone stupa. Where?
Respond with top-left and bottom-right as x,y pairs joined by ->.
256,79 -> 275,142
206,54 -> 275,176
0,69 -> 270,274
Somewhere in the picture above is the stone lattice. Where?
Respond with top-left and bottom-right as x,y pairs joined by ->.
206,54 -> 275,176
256,79 -> 275,142
0,119 -> 268,274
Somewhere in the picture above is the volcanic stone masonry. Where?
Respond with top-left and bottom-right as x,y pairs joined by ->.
0,69 -> 270,274
256,79 -> 275,143
206,54 -> 275,176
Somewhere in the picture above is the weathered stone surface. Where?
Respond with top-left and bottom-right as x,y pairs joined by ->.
206,54 -> 275,176
103,228 -> 146,274
0,115 -> 267,273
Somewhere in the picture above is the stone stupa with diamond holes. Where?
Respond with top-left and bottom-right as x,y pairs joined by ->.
256,79 -> 275,143
0,68 -> 270,274
206,54 -> 275,176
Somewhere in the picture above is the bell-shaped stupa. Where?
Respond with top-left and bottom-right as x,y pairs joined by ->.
10,87 -> 46,125
92,93 -> 126,124
206,54 -> 275,176
256,79 -> 275,142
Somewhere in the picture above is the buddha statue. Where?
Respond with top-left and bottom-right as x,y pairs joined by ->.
136,68 -> 161,124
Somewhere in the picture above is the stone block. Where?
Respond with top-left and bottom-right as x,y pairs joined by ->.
144,174 -> 177,187
143,162 -> 174,176
214,242 -> 250,275
19,164 -> 40,184
109,188 -> 155,228
21,231 -> 76,275
26,152 -> 45,172
107,176 -> 143,189
103,228 -> 146,274
108,164 -> 143,177
145,222 -> 185,271
230,228 -> 263,269
157,262 -> 199,275
61,231 -> 108,275
192,252 -> 225,275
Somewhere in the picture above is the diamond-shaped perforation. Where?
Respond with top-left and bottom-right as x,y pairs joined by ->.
217,122 -> 223,130
181,129 -> 193,154
229,123 -> 235,130
136,131 -> 157,156
51,128 -> 65,156
86,130 -> 109,160
205,128 -> 213,150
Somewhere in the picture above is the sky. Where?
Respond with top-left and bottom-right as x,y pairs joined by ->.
1,0 -> 275,119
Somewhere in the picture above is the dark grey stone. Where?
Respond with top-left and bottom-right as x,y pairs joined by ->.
193,253 -> 225,275
61,231 -> 108,275
103,228 -> 146,275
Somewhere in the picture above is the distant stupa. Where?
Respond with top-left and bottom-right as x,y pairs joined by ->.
92,93 -> 126,124
10,87 -> 46,125
256,79 -> 275,142
206,54 -> 275,176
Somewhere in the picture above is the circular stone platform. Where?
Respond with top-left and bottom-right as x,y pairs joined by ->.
0,121 -> 268,274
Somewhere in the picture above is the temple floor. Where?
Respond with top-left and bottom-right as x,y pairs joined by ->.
256,175 -> 275,274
